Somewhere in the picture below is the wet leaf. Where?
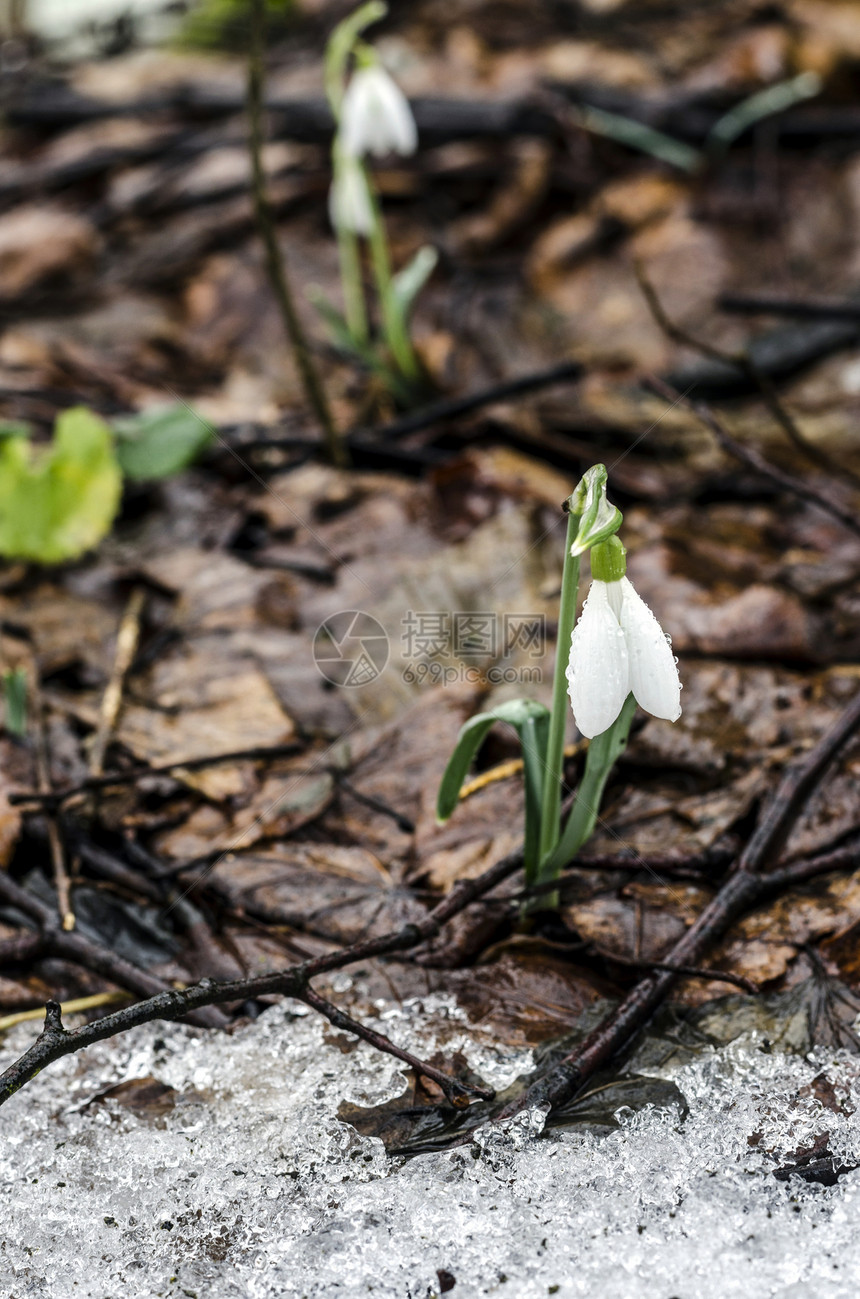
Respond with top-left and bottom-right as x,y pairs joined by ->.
117,636 -> 295,798
113,404 -> 213,481
0,409 -> 121,563
207,843 -> 424,945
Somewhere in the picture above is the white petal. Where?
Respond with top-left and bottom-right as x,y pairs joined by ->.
371,72 -> 417,155
618,577 -> 682,723
566,579 -> 630,739
329,157 -> 373,235
340,67 -> 417,158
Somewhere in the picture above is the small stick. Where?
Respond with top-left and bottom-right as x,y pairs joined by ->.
637,262 -> 860,494
88,588 -> 145,778
230,359 -> 584,458
594,948 -> 759,995
9,741 -> 305,808
29,674 -> 74,932
365,360 -> 584,443
0,992 -> 129,1033
0,871 -> 226,1031
492,689 -> 860,1121
765,837 -> 860,891
646,375 -> 860,541
735,696 -> 860,874
246,0 -> 345,467
719,292 -> 860,323
0,845 -> 526,1107
459,739 -> 589,802
0,931 -> 45,965
333,774 -> 415,834
300,987 -> 493,1107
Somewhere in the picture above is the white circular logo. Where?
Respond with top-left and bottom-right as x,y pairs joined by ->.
313,610 -> 389,687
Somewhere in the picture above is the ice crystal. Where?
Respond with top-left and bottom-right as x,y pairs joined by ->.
2,995 -> 860,1297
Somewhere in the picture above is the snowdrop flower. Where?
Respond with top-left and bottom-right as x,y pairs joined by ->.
340,62 -> 417,158
329,152 -> 374,235
566,537 -> 681,739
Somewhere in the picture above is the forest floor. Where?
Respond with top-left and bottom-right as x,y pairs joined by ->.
2,0 -> 860,1290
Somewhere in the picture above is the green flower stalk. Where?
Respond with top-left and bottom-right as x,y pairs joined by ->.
435,463 -> 683,912
322,2 -> 435,393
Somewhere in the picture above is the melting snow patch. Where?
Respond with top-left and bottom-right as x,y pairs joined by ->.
1,994 -> 860,1297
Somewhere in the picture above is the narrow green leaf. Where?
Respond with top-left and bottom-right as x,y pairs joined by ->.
519,709 -> 550,876
113,404 -> 213,482
2,668 -> 27,738
309,288 -> 415,405
540,692 -> 637,878
707,72 -> 822,155
310,288 -> 374,357
435,699 -> 551,825
391,246 -> 438,323
435,713 -> 499,824
578,105 -> 702,175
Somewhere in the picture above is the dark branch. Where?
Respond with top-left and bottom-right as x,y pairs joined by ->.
637,262 -> 860,494
246,0 -> 343,464
595,948 -> 759,995
300,987 -> 493,1107
230,360 -> 584,460
0,846 -> 525,1108
646,375 -> 860,541
9,742 -> 305,809
493,689 -> 860,1120
0,871 -> 226,1031
719,292 -> 860,323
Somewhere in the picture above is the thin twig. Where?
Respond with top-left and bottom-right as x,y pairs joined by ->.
637,262 -> 860,493
362,360 -> 584,443
29,674 -> 74,932
735,701 -> 860,874
0,931 -> 45,965
231,359 -> 584,458
646,375 -> 860,541
333,773 -> 415,834
246,0 -> 345,466
0,845 -> 525,1106
719,292 -> 860,323
88,588 -> 145,779
594,948 -> 759,995
0,871 -> 226,1031
493,689 -> 860,1120
9,741 -> 305,809
0,992 -> 129,1033
765,837 -> 860,891
300,987 -> 493,1106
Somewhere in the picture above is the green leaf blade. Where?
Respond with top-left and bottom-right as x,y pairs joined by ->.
391,246 -> 438,323
435,698 -> 551,825
113,404 -> 213,482
435,713 -> 499,824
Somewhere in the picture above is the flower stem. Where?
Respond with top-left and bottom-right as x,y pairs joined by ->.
540,693 -> 636,884
365,172 -> 420,382
536,507 -> 581,875
247,0 -> 348,467
336,221 -> 369,344
332,143 -> 369,344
